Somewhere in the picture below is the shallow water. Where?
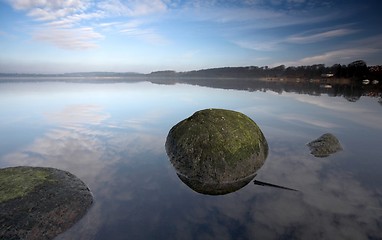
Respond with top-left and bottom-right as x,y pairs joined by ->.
0,80 -> 381,239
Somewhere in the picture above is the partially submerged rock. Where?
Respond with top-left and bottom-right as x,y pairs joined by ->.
0,166 -> 93,240
166,108 -> 268,195
307,133 -> 343,157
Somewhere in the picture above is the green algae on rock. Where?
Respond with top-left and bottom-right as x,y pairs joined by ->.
307,133 -> 343,158
0,167 -> 53,203
0,166 -> 93,240
166,109 -> 268,195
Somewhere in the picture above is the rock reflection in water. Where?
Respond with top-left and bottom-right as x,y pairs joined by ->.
176,172 -> 258,195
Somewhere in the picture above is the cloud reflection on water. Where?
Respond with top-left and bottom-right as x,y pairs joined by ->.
4,105 -> 111,181
1,83 -> 382,239
281,114 -> 340,129
171,138 -> 382,239
285,93 -> 382,130
45,104 -> 111,128
250,140 -> 382,239
2,104 -> 165,185
3,103 -> 168,239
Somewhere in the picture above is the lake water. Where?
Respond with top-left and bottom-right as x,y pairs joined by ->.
0,79 -> 381,239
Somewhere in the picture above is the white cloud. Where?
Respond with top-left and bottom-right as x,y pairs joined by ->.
5,0 -> 104,50
5,0 -> 171,49
6,0 -> 89,10
98,21 -> 123,28
97,0 -> 167,17
45,11 -> 104,29
7,0 -> 90,18
27,7 -> 58,21
33,26 -> 104,49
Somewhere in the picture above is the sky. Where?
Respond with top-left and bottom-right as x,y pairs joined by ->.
0,0 -> 381,74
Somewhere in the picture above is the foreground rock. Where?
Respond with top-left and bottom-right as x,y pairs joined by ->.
0,166 -> 93,240
166,109 -> 268,195
307,133 -> 343,157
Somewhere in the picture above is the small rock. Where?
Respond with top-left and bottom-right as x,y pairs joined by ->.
307,133 -> 343,157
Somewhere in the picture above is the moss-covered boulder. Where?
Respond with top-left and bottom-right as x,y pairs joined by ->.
166,109 -> 268,195
307,133 -> 343,157
0,166 -> 93,240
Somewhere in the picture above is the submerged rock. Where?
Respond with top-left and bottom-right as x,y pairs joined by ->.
307,133 -> 343,157
0,166 -> 93,240
166,108 -> 268,195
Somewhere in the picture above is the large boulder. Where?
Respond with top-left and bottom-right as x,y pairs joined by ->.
166,109 -> 268,195
307,133 -> 343,157
0,166 -> 93,240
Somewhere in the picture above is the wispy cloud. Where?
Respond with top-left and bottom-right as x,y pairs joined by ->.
120,27 -> 168,44
233,40 -> 280,51
234,27 -> 357,52
97,18 -> 169,45
5,0 -> 169,49
272,34 -> 382,66
286,28 -> 357,44
217,6 -> 343,29
281,48 -> 377,66
5,0 -> 102,49
91,1 -> 175,46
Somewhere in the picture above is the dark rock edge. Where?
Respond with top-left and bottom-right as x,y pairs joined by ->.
177,172 -> 257,195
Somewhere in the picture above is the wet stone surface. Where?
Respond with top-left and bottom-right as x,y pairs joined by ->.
0,166 -> 93,240
307,133 -> 343,158
166,108 -> 268,195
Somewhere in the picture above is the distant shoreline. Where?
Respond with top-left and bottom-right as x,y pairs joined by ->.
0,75 -> 357,85
1,75 -> 380,102
0,60 -> 381,83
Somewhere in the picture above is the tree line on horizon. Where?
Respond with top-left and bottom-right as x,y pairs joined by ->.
151,60 -> 382,81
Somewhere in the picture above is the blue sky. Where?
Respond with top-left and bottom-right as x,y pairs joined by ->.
0,0 -> 381,73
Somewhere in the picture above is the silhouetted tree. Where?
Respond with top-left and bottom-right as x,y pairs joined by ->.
347,60 -> 368,79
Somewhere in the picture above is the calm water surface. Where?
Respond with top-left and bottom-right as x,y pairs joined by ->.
0,80 -> 381,239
